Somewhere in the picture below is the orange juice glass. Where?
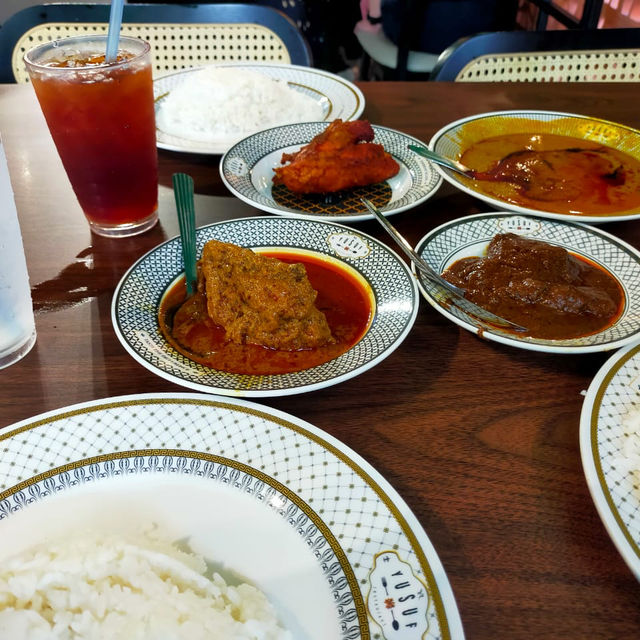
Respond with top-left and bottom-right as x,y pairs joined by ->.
24,36 -> 158,237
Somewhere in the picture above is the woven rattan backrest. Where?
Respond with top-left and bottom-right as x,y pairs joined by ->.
12,22 -> 292,83
455,49 -> 640,82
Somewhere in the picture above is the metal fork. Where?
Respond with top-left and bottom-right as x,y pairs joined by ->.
360,198 -> 527,333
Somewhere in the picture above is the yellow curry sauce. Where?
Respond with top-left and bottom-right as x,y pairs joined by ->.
457,131 -> 640,216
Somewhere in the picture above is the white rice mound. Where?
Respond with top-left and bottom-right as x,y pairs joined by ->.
0,529 -> 291,640
157,66 -> 325,142
619,405 -> 640,473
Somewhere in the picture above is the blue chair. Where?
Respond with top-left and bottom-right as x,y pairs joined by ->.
430,27 -> 640,82
0,3 -> 312,83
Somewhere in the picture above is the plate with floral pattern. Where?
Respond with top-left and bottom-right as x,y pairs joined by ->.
154,63 -> 365,155
580,341 -> 640,579
414,212 -> 640,353
0,392 -> 465,639
111,217 -> 418,397
429,110 -> 640,224
219,122 -> 442,221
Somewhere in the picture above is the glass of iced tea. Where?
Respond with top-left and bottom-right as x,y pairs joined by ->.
24,35 -> 158,237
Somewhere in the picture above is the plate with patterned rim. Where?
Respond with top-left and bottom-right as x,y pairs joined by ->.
580,341 -> 640,579
154,63 -> 365,155
429,110 -> 640,224
414,212 -> 640,354
219,122 -> 442,221
111,216 -> 418,397
0,392 -> 465,639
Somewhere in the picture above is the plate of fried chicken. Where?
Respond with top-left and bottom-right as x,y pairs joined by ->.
112,216 -> 419,396
219,120 -> 442,221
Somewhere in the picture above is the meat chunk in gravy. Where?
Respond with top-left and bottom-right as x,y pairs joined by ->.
442,232 -> 622,339
198,240 -> 333,350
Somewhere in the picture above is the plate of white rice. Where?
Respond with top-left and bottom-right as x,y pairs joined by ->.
580,341 -> 640,580
0,393 -> 465,639
0,528 -> 291,640
154,63 -> 365,155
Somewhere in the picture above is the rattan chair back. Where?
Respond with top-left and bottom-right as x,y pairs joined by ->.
430,28 -> 640,82
0,3 -> 312,83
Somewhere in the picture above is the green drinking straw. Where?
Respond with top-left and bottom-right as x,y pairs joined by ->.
105,0 -> 125,62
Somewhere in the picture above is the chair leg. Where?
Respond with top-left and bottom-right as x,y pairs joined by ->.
359,50 -> 372,81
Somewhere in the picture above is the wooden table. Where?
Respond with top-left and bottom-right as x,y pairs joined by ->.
1,81 -> 639,640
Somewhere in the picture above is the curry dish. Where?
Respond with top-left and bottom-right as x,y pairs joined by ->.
159,240 -> 372,375
442,233 -> 624,340
458,132 -> 640,216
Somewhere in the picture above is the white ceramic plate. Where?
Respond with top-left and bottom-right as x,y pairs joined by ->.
220,122 -> 442,221
414,212 -> 640,353
429,110 -> 640,224
580,341 -> 640,579
0,393 -> 465,639
154,63 -> 365,155
111,216 -> 418,397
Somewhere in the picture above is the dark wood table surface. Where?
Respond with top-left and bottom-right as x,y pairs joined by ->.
1,81 -> 639,639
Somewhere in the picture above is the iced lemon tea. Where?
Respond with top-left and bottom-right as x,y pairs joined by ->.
24,36 -> 158,237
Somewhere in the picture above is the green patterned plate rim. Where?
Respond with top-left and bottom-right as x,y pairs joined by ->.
111,217 -> 419,397
414,212 -> 640,354
219,122 -> 442,222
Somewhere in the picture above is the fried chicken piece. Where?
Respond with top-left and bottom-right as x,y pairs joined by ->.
197,240 -> 333,350
272,119 -> 399,194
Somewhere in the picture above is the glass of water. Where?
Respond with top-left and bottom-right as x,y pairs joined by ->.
0,139 -> 36,369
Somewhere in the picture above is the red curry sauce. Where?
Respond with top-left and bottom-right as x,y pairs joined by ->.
158,251 -> 373,375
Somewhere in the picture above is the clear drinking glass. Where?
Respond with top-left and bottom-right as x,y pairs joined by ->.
0,139 -> 36,369
24,35 -> 158,238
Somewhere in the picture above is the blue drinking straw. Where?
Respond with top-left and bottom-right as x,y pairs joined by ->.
105,0 -> 125,62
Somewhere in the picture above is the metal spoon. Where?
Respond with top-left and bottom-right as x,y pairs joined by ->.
408,144 -> 479,178
408,143 -> 535,187
172,173 -> 197,296
361,198 -> 466,297
360,198 -> 527,333
408,144 -> 580,201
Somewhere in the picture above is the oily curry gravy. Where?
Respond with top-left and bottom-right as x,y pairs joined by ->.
159,249 -> 373,375
442,233 -> 624,340
457,131 -> 640,216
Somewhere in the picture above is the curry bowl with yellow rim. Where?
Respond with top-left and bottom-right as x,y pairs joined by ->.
429,110 -> 640,224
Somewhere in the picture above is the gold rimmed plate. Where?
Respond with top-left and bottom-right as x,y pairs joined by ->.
580,342 -> 640,579
0,393 -> 465,639
154,63 -> 365,155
